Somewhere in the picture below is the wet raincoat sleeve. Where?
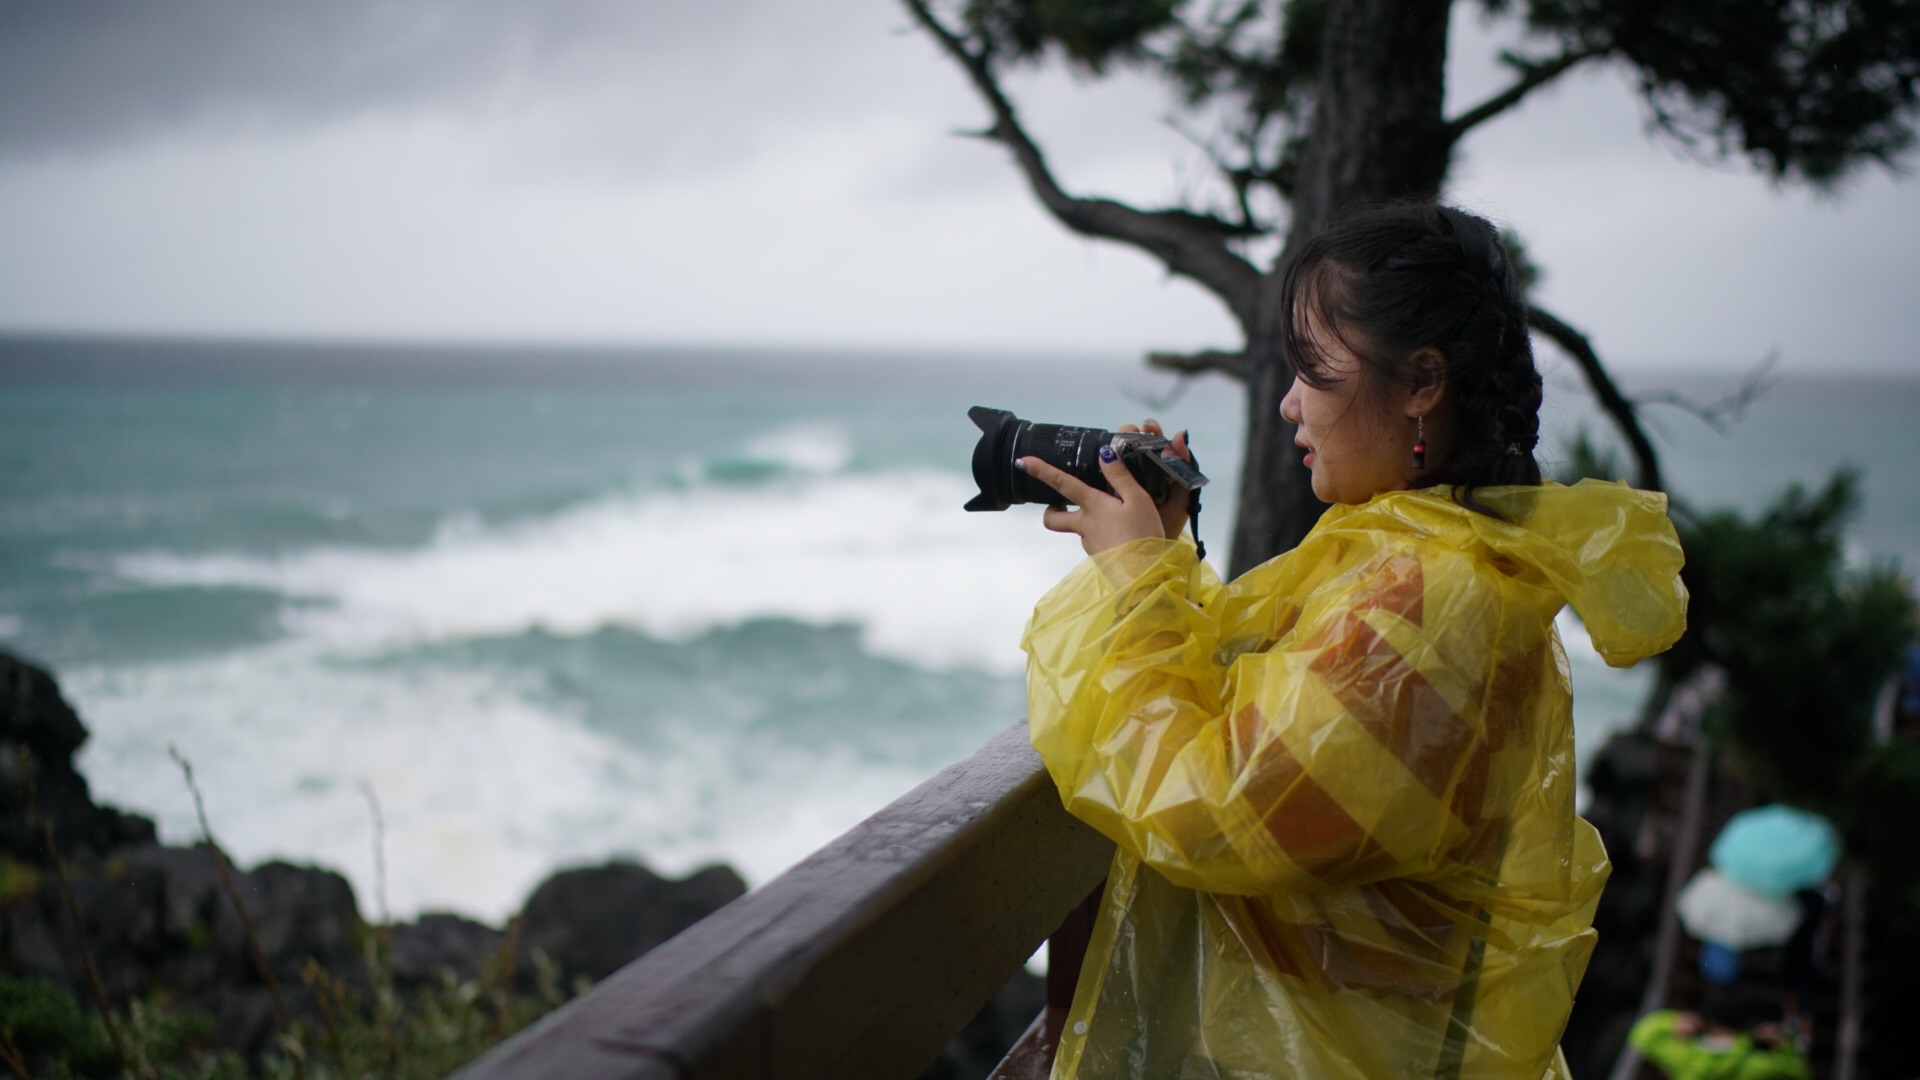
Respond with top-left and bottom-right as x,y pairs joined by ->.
1023,530 -> 1504,896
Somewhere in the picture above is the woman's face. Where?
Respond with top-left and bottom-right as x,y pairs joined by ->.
1279,315 -> 1419,505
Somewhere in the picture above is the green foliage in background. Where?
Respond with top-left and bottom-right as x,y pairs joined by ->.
1560,430 -> 1920,1075
1849,739 -> 1920,895
264,941 -> 569,1080
0,976 -> 219,1079
0,976 -> 124,1076
949,0 -> 1920,186
1516,0 -> 1920,186
1548,427 -> 1623,489
1556,433 -> 1919,868
1662,469 -> 1915,811
0,940 -> 569,1079
961,0 -> 1189,71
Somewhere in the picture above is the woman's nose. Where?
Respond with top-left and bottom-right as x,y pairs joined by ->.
1279,378 -> 1302,423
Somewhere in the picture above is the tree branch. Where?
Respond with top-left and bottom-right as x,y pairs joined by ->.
1146,349 -> 1249,380
901,0 -> 1264,326
1445,48 -> 1598,143
1634,352 -> 1778,434
1162,114 -> 1270,236
1528,305 -> 1665,493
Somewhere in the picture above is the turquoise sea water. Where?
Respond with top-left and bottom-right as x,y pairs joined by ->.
3,336 -> 1915,920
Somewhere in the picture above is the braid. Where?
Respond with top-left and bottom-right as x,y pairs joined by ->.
1421,206 -> 1542,504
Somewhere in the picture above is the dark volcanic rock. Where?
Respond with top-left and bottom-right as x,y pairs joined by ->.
1,841 -> 367,1055
515,861 -> 747,987
388,912 -> 505,989
1,853 -> 170,1001
220,858 -> 365,999
117,844 -> 364,993
0,651 -> 156,864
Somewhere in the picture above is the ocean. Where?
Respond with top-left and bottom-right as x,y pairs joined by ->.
3,335 -> 1915,923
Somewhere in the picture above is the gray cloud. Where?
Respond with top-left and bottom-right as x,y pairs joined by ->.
0,3 -> 1912,369
0,1 -> 924,176
4,1 -> 547,154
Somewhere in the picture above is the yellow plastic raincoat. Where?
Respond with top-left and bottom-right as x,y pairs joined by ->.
1023,480 -> 1687,1080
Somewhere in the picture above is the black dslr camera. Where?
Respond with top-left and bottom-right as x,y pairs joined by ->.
962,406 -> 1210,555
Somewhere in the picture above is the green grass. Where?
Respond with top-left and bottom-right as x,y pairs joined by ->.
0,936 -> 571,1080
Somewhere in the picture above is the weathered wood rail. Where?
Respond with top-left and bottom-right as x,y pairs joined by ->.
452,722 -> 1111,1080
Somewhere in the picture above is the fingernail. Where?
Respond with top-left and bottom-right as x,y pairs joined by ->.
1179,429 -> 1189,444
1099,446 -> 1118,464
1014,458 -> 1028,472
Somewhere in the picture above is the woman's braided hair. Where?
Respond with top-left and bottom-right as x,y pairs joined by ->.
1279,200 -> 1544,515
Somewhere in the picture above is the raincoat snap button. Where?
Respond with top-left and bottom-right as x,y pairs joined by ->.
1073,1021 -> 1088,1036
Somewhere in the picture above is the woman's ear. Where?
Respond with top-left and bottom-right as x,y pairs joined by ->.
1405,347 -> 1448,417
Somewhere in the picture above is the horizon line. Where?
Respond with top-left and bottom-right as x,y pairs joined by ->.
1,326 -> 1914,379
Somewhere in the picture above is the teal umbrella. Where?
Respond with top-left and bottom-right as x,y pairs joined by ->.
1708,805 -> 1840,898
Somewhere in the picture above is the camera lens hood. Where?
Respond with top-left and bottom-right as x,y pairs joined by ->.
964,406 -> 1062,511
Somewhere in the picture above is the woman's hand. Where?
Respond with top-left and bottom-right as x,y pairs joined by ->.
1020,420 -> 1193,556
1125,420 -> 1197,542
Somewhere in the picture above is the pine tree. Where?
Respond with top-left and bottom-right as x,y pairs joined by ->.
903,0 -> 1920,573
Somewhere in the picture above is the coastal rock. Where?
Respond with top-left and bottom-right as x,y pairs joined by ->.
0,651 -> 156,864
0,649 -> 1033,1072
515,861 -> 747,987
117,844 -> 364,995
1,842 -> 366,1054
387,912 -> 505,989
0,852 -> 169,1002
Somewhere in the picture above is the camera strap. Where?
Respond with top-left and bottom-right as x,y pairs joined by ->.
1187,491 -> 1205,562
1185,448 -> 1205,561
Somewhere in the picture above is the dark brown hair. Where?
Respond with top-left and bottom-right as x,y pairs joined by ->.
1280,201 -> 1543,514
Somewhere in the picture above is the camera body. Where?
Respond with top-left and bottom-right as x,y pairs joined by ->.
963,406 -> 1208,512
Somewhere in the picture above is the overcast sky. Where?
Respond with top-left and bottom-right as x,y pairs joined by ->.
1,0 -> 1916,374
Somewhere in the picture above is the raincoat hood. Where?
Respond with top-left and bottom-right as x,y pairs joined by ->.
1325,479 -> 1688,667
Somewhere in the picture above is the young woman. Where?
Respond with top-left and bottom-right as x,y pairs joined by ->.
1016,203 -> 1687,1079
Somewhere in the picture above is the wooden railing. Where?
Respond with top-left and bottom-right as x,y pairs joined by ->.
451,722 -> 1111,1080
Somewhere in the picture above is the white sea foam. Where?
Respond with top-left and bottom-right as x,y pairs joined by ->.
69,643 -> 937,922
114,468 -> 1085,676
741,422 -> 853,475
63,593 -> 1643,927
78,457 -> 1085,920
79,455 -> 1645,924
1555,607 -> 1651,755
67,634 -> 944,922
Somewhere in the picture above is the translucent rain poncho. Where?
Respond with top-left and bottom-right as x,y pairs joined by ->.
1023,480 -> 1688,1080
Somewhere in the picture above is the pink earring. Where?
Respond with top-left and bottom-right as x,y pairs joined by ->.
1413,416 -> 1427,470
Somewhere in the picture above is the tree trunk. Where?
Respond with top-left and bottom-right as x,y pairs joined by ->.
1227,0 -> 1458,578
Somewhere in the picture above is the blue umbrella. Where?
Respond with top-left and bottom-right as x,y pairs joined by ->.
1709,805 -> 1840,898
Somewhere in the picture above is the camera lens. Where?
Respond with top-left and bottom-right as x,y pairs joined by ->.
964,406 -> 1169,511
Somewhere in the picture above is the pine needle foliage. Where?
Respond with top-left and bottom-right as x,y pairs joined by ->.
1658,469 -> 1915,812
1549,427 -> 1625,487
